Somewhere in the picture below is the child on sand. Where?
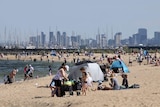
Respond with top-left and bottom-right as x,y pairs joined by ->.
81,72 -> 88,95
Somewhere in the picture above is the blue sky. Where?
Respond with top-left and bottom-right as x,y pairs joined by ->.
0,0 -> 160,41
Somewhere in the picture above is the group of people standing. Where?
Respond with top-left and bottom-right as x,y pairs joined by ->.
24,64 -> 34,81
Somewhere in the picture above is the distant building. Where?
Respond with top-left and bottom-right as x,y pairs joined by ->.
129,33 -> 139,46
29,36 -> 37,46
57,31 -> 61,46
96,34 -> 101,48
108,39 -> 114,47
49,32 -> 54,44
37,35 -> 41,48
71,36 -> 77,48
62,32 -> 67,48
41,32 -> 46,47
114,32 -> 122,47
138,28 -> 147,45
77,35 -> 81,46
101,34 -> 107,48
154,32 -> 160,45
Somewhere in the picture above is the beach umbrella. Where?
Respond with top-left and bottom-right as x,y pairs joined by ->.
110,60 -> 129,73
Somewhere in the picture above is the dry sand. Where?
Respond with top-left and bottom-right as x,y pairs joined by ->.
0,53 -> 160,107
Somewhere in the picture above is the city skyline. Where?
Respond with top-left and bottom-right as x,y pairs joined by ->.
0,0 -> 160,41
1,27 -> 160,49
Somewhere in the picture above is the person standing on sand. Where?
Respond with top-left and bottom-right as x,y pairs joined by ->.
24,65 -> 34,81
80,67 -> 93,95
24,65 -> 29,80
48,65 -> 52,76
51,63 -> 69,97
81,72 -> 88,96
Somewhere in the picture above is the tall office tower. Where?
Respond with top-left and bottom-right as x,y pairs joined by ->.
132,34 -> 139,45
37,35 -> 41,48
49,32 -> 54,45
66,36 -> 70,47
128,36 -> 133,46
101,34 -> 107,48
96,34 -> 101,48
62,32 -> 67,47
154,32 -> 160,45
138,28 -> 147,45
41,32 -> 46,47
81,39 -> 85,46
57,31 -> 61,46
71,36 -> 77,47
89,39 -> 97,48
29,36 -> 37,46
114,32 -> 122,47
77,35 -> 81,46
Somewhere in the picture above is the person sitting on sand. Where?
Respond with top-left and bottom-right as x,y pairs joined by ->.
120,74 -> 140,89
97,73 -> 120,90
121,74 -> 128,89
7,68 -> 18,84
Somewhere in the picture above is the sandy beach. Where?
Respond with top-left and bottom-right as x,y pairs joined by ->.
0,53 -> 160,107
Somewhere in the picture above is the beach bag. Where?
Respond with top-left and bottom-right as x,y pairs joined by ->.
129,84 -> 140,88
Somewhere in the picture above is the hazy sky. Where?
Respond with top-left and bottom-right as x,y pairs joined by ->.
0,0 -> 160,41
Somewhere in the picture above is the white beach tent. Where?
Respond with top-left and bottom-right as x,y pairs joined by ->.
68,63 -> 104,82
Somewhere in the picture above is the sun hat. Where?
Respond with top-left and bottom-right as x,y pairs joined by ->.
65,65 -> 69,71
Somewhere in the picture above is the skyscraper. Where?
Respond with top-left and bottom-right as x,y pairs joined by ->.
71,36 -> 77,47
154,32 -> 160,45
101,34 -> 107,48
37,35 -> 40,48
138,28 -> 147,45
29,36 -> 37,46
57,31 -> 61,46
114,32 -> 122,47
77,35 -> 81,46
62,32 -> 67,47
49,32 -> 54,44
41,32 -> 46,47
96,34 -> 101,48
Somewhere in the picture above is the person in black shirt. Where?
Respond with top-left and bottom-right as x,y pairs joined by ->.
121,74 -> 128,88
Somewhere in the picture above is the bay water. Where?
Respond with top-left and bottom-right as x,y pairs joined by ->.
0,60 -> 72,83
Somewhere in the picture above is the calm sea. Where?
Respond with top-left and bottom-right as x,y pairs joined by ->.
0,60 -> 72,83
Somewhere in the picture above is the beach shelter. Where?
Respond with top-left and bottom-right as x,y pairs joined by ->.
143,50 -> 148,56
50,50 -> 56,56
68,63 -> 104,82
110,60 -> 129,73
